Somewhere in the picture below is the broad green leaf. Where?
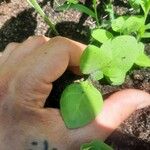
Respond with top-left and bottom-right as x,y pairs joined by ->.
103,67 -> 126,85
60,81 -> 103,129
56,3 -> 96,18
123,16 -> 144,34
111,35 -> 140,72
92,29 -> 113,43
80,35 -> 143,85
111,16 -> 144,34
101,35 -> 141,85
111,16 -> 126,33
80,44 -> 112,80
80,45 -> 102,74
81,140 -> 113,150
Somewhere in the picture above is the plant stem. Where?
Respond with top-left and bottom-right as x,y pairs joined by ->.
93,1 -> 100,28
44,15 -> 59,35
108,0 -> 115,22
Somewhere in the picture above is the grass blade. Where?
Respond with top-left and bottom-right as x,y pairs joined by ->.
56,3 -> 96,18
27,0 -> 58,35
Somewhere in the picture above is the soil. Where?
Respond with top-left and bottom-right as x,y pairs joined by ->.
0,0 -> 150,149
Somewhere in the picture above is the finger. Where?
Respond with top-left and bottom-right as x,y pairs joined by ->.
70,89 -> 150,147
12,37 -> 86,107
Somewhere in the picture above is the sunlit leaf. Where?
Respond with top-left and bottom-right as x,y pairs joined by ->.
60,81 -> 103,129
135,43 -> 150,66
111,16 -> 126,33
80,45 -> 102,74
141,32 -> 150,38
140,0 -> 150,15
67,0 -> 78,4
81,140 -> 113,150
92,29 -> 113,43
111,16 -> 144,34
56,3 -> 96,18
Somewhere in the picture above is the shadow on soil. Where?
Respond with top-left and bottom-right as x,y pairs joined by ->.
0,8 -> 37,51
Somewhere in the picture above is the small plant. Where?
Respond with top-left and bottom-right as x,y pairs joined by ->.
28,0 -> 150,149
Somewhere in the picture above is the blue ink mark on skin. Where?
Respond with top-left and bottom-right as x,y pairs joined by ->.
44,140 -> 48,150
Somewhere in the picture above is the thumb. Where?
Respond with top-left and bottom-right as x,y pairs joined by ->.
69,89 -> 150,147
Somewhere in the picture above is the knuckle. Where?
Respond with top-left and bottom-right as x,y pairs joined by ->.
5,42 -> 18,50
27,35 -> 49,44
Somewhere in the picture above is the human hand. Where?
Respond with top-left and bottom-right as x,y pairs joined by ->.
0,36 -> 149,150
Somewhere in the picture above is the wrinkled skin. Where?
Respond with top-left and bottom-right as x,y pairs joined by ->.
0,36 -> 149,150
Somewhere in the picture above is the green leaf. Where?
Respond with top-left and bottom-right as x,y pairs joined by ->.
135,43 -> 150,67
80,35 -> 142,85
80,44 -> 112,80
67,0 -> 78,4
103,67 -> 126,85
27,0 -> 45,17
80,140 -> 113,150
135,53 -> 150,67
111,16 -> 144,34
111,16 -> 126,33
92,29 -> 113,43
111,35 -> 141,72
124,16 -> 144,34
60,81 -> 103,129
101,35 -> 141,85
80,45 -> 102,74
141,32 -> 150,38
128,0 -> 141,10
56,3 -> 96,18
140,0 -> 150,15
129,0 -> 150,15
145,23 -> 150,30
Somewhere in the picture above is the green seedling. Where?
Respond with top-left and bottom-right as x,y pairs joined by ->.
80,35 -> 150,85
27,0 -> 58,35
80,140 -> 113,150
60,81 -> 103,129
112,0 -> 150,39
